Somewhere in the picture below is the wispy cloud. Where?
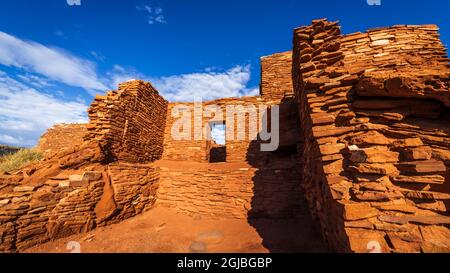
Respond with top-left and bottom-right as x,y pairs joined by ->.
107,65 -> 142,89
16,73 -> 53,88
0,31 -> 107,91
152,65 -> 259,101
108,64 -> 259,102
90,50 -> 106,62
0,70 -> 88,147
136,4 -> 167,25
54,30 -> 67,39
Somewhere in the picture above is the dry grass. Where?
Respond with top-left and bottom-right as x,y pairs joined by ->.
0,148 -> 43,173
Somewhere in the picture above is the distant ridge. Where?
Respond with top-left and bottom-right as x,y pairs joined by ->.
0,145 -> 20,157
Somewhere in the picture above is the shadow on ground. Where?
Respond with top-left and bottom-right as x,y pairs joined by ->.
245,102 -> 328,253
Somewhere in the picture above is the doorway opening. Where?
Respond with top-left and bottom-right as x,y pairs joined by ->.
209,122 -> 226,163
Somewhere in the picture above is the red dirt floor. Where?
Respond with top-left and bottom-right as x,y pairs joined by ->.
24,206 -> 327,253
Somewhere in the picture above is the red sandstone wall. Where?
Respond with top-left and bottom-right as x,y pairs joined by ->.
0,79 -> 167,252
162,97 -> 273,163
0,144 -> 160,252
340,24 -> 449,73
162,102 -> 210,162
293,19 -> 450,253
86,80 -> 168,163
260,51 -> 294,101
37,124 -> 88,156
156,158 -> 304,219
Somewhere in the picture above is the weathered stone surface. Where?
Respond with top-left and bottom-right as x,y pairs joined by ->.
420,226 -> 450,252
342,203 -> 379,221
349,146 -> 399,163
260,51 -> 294,101
402,147 -> 433,161
402,190 -> 450,200
344,219 -> 374,229
391,175 -> 445,185
416,201 -> 447,212
319,143 -> 346,156
379,213 -> 450,225
13,186 -> 35,193
387,232 -> 422,253
85,80 -> 169,163
94,172 -> 117,224
354,190 -> 403,202
350,131 -> 391,145
375,204 -> 417,214
37,124 -> 88,157
393,138 -> 424,148
293,18 -> 450,253
82,172 -> 102,182
396,160 -> 447,174
350,163 -> 399,175
345,228 -> 390,253
359,182 -> 388,192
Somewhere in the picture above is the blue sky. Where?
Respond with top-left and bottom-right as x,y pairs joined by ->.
0,0 -> 449,146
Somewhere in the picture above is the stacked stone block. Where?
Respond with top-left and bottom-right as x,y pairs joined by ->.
86,80 -> 168,163
1,137 -> 161,251
260,51 -> 294,101
37,124 -> 88,157
293,19 -> 450,253
156,158 -> 304,219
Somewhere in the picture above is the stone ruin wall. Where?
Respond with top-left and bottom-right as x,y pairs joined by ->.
293,19 -> 450,253
158,93 -> 304,219
156,163 -> 259,219
37,124 -> 88,157
162,96 -> 272,163
85,80 -> 168,163
155,157 -> 304,220
162,102 -> 210,162
0,157 -> 159,251
157,56 -> 302,219
0,81 -> 168,252
260,51 -> 294,101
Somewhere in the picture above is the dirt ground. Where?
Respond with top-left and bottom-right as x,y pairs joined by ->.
24,206 -> 327,253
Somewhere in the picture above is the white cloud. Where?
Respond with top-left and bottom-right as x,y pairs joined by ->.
0,31 -> 107,91
211,124 -> 226,145
152,65 -> 259,101
16,73 -> 53,88
0,30 -> 259,103
0,71 -> 88,147
106,65 -> 143,89
0,30 -> 262,146
107,64 -> 259,102
90,50 -> 106,62
137,4 -> 167,25
0,134 -> 24,146
54,30 -> 67,39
